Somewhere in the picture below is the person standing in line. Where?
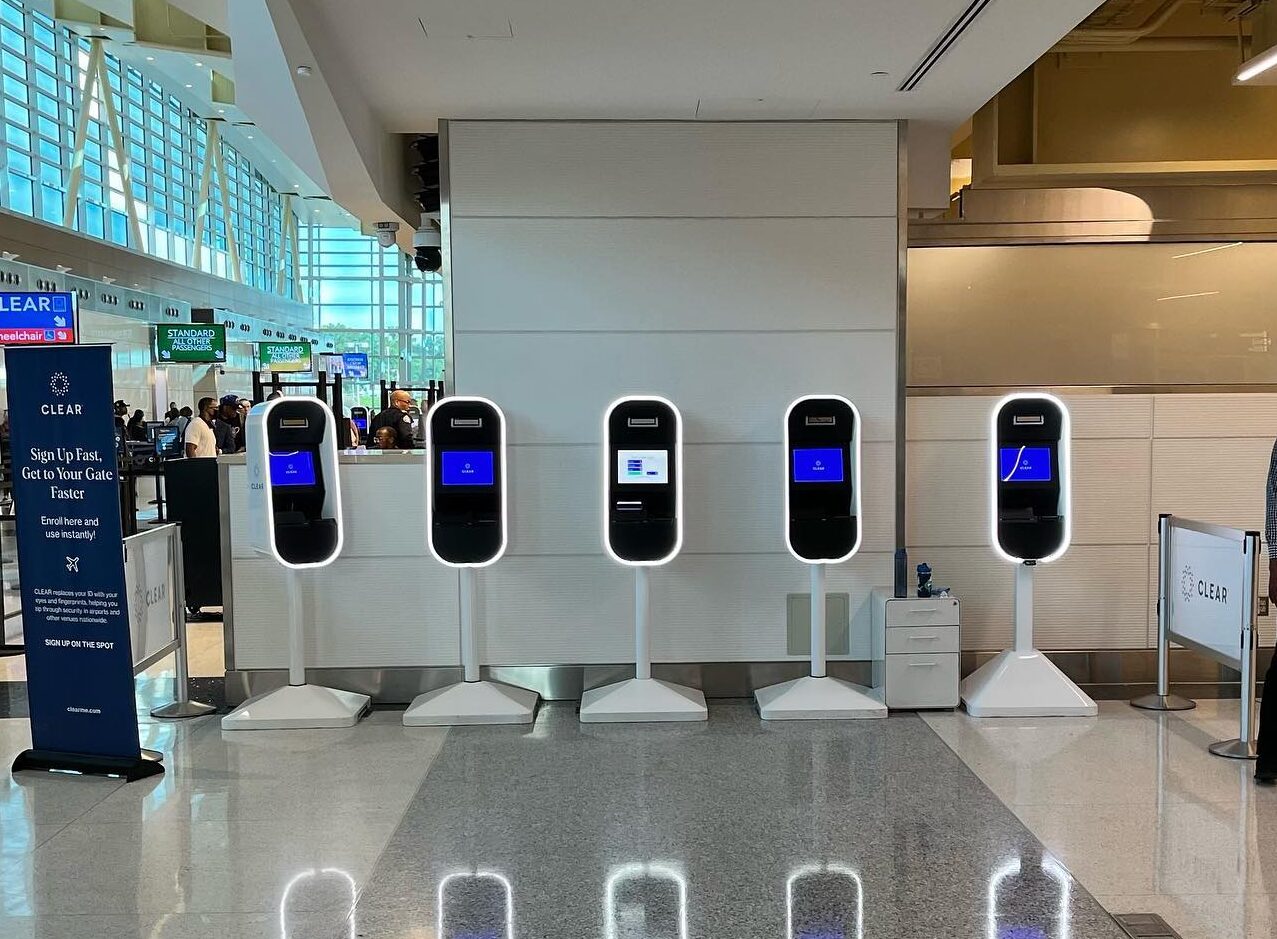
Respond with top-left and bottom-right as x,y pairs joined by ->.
184,397 -> 218,458
213,394 -> 244,454
126,409 -> 148,442
1258,438 -> 1277,784
370,389 -> 416,449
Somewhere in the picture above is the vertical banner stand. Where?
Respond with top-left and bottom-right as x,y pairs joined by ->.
755,563 -> 886,720
579,567 -> 707,722
404,567 -> 538,725
221,568 -> 370,729
960,561 -> 1098,717
1131,514 -> 1197,712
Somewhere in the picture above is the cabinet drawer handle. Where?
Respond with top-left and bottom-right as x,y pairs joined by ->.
908,635 -> 940,642
907,662 -> 940,668
907,608 -> 940,615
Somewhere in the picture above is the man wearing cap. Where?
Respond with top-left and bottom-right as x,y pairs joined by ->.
370,389 -> 417,449
213,394 -> 245,454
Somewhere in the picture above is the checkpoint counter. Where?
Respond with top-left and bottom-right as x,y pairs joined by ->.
217,448 -> 467,703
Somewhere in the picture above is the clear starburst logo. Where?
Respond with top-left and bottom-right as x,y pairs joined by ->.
1180,566 -> 1195,604
49,372 -> 69,397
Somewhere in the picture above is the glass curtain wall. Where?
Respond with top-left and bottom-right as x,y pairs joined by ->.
299,224 -> 446,409
0,0 -> 295,298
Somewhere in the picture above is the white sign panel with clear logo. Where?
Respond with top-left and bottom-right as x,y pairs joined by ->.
1167,523 -> 1248,665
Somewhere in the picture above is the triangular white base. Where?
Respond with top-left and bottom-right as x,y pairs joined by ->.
403,680 -> 538,726
221,683 -> 371,731
960,650 -> 1097,717
579,677 -> 707,723
755,675 -> 887,721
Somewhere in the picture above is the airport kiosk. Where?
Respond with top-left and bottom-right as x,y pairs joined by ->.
959,392 -> 1097,717
403,396 -> 539,725
222,397 -> 372,729
579,396 -> 708,722
755,395 -> 886,720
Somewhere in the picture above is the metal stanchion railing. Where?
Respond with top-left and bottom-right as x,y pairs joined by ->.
145,523 -> 214,719
1132,514 -> 1196,712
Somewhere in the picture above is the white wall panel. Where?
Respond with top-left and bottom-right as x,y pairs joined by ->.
1150,438 -> 1271,537
906,394 -> 1153,442
448,121 -> 898,218
920,546 -> 1149,651
231,557 -> 459,670
477,552 -> 894,664
455,330 -> 897,446
1153,394 -> 1277,439
451,217 -> 898,333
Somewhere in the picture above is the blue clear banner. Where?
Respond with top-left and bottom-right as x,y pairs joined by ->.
7,345 -> 141,762
342,352 -> 369,379
0,291 -> 78,345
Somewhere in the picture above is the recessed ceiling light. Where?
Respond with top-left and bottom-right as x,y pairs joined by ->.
194,61 -> 204,67
217,108 -> 225,113
246,134 -> 254,140
871,70 -> 889,77
295,65 -> 312,77
293,183 -> 300,188
145,55 -> 154,62
184,83 -> 192,89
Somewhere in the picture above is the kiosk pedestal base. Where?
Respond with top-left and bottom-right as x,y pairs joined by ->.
960,650 -> 1097,718
221,683 -> 371,730
754,675 -> 887,721
579,677 -> 707,723
403,680 -> 538,726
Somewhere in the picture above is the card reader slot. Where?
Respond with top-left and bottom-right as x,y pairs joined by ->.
804,415 -> 836,426
1012,415 -> 1045,425
450,418 -> 482,428
626,417 -> 659,428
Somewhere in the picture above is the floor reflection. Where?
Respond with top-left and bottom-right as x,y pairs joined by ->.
605,863 -> 687,939
438,871 -> 513,939
988,853 -> 1071,939
279,867 -> 355,939
786,865 -> 863,939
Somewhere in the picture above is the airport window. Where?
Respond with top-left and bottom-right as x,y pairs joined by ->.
299,224 -> 446,408
0,0 -> 298,301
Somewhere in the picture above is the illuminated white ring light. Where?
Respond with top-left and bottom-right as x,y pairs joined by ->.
602,395 -> 683,568
985,856 -> 1072,939
989,391 -> 1071,565
783,394 -> 863,565
251,394 -> 345,570
426,395 -> 509,569
438,870 -> 514,939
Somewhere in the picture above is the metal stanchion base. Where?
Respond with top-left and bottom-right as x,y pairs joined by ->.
1131,693 -> 1197,712
151,700 -> 216,720
1209,738 -> 1258,760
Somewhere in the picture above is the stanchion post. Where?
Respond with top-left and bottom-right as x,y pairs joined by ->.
151,524 -> 214,719
459,566 -> 479,683
1209,531 -> 1260,760
1133,514 -> 1196,712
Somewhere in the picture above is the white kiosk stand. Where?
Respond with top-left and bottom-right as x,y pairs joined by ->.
756,395 -> 885,720
960,392 -> 1096,718
404,397 -> 538,725
580,396 -> 707,723
223,396 -> 371,729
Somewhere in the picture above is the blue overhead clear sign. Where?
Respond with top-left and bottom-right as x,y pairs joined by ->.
0,291 -> 77,345
342,352 -> 369,379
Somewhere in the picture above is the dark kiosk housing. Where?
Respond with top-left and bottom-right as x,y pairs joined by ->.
605,397 -> 681,565
993,394 -> 1069,563
428,397 -> 505,566
785,395 -> 860,563
258,398 -> 340,567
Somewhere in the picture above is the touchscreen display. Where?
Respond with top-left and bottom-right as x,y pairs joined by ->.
442,450 -> 495,486
792,447 -> 845,483
617,449 -> 669,485
352,415 -> 367,432
270,450 -> 317,487
999,446 -> 1052,483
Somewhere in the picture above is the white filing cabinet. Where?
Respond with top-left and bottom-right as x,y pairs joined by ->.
870,587 -> 960,710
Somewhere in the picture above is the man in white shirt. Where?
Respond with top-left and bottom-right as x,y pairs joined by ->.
184,397 -> 218,458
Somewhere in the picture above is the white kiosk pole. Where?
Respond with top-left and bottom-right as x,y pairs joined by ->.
580,396 -> 707,723
959,392 -> 1096,718
222,396 -> 371,730
405,396 -> 538,726
810,564 -> 826,679
755,395 -> 885,720
634,567 -> 651,681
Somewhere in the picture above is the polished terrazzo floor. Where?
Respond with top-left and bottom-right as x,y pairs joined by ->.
1,685 -> 1273,938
